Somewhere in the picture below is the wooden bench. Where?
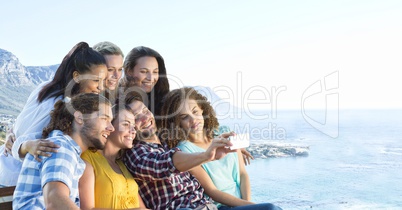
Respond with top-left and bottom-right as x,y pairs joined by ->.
0,186 -> 15,210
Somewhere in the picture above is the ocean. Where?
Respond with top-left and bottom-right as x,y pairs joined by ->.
219,109 -> 402,209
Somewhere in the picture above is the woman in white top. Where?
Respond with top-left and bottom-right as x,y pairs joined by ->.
0,42 -> 108,186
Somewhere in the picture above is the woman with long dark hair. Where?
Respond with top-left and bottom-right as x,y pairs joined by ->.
0,42 -> 108,187
120,46 -> 169,118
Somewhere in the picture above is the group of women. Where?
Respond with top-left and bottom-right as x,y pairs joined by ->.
0,41 -> 280,209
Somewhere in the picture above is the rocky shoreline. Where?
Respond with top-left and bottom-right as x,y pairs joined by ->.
246,143 -> 309,158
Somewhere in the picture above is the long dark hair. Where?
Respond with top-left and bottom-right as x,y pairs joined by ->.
38,42 -> 106,102
121,46 -> 169,117
42,93 -> 111,138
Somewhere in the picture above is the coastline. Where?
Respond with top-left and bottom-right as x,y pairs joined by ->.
246,142 -> 309,158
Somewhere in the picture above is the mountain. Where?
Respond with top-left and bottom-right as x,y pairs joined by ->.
25,65 -> 58,85
0,49 -> 32,86
0,48 -> 58,116
0,48 -> 236,117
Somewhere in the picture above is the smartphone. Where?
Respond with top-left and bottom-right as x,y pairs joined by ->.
229,133 -> 250,150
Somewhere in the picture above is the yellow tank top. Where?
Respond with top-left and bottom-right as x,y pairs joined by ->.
81,150 -> 140,209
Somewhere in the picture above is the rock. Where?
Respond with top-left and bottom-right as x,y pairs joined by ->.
246,143 -> 309,158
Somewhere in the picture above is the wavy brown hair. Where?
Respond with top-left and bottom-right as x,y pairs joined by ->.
159,87 -> 219,148
42,93 -> 111,138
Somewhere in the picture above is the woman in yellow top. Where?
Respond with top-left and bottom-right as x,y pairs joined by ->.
79,102 -> 148,210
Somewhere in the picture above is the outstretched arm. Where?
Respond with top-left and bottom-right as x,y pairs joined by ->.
173,138 -> 234,172
125,139 -> 233,181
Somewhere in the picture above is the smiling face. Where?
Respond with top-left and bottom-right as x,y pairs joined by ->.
178,99 -> 205,138
81,103 -> 115,150
104,55 -> 123,90
108,109 -> 136,149
128,100 -> 157,141
78,64 -> 107,94
128,56 -> 159,93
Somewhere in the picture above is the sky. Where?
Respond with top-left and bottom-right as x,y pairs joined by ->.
1,0 -> 402,110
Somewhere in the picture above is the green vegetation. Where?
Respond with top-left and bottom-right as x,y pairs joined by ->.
0,85 -> 32,117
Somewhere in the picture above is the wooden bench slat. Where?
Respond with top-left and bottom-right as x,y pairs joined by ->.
0,186 -> 15,197
0,186 -> 15,210
0,201 -> 12,210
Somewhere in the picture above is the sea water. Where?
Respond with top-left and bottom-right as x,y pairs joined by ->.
219,109 -> 402,209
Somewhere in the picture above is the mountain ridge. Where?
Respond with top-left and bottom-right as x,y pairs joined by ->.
0,48 -> 233,117
0,48 -> 58,116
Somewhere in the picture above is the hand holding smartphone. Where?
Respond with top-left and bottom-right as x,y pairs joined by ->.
229,133 -> 250,150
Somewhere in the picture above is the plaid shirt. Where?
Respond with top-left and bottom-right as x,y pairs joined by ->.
124,140 -> 212,210
13,130 -> 85,210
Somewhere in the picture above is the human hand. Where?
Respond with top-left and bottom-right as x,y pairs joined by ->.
204,137 -> 234,161
240,148 -> 254,166
3,128 -> 16,156
218,131 -> 236,139
22,139 -> 60,161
